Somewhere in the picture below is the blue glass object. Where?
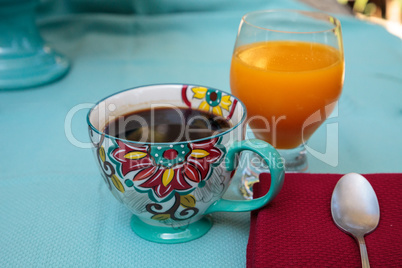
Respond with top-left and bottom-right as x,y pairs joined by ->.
0,0 -> 70,90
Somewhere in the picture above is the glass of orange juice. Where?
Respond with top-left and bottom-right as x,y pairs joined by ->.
230,10 -> 344,197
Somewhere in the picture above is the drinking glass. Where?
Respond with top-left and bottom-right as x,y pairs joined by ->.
230,10 -> 344,198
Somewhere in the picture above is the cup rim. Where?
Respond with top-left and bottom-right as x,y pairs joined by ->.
242,9 -> 341,34
86,83 -> 247,146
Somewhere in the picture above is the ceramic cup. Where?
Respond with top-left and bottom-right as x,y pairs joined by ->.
87,84 -> 285,243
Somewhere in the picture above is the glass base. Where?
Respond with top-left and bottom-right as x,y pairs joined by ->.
238,151 -> 271,200
130,215 -> 213,244
0,47 -> 70,90
0,0 -> 70,90
238,145 -> 307,199
278,144 -> 308,172
239,166 -> 260,200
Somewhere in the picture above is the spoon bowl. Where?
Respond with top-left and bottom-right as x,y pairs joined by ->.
331,173 -> 380,268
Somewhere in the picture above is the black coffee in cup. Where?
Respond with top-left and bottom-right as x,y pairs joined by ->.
104,107 -> 232,143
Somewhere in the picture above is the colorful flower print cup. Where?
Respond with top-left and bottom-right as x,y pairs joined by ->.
87,84 -> 285,243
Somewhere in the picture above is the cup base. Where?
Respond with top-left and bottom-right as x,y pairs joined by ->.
130,215 -> 213,244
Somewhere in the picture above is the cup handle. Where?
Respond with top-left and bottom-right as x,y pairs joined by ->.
205,139 -> 284,214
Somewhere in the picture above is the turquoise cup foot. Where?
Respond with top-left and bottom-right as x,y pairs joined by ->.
130,215 -> 213,244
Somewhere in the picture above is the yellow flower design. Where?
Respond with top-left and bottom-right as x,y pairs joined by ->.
192,87 -> 232,116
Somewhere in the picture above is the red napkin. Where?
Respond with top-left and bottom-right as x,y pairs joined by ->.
247,173 -> 402,267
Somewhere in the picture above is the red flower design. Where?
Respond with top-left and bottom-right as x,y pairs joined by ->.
111,138 -> 224,200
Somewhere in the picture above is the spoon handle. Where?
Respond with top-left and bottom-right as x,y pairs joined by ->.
356,235 -> 370,268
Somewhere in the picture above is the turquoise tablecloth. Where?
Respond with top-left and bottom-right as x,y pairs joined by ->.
1,0 -> 401,267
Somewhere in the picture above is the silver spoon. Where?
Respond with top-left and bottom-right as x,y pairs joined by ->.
331,173 -> 380,268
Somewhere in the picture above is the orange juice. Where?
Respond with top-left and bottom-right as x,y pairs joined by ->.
230,41 -> 344,149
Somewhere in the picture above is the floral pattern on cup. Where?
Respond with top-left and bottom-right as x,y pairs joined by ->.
89,129 -> 126,203
181,85 -> 238,120
88,84 -> 285,243
110,137 -> 226,202
192,87 -> 232,116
